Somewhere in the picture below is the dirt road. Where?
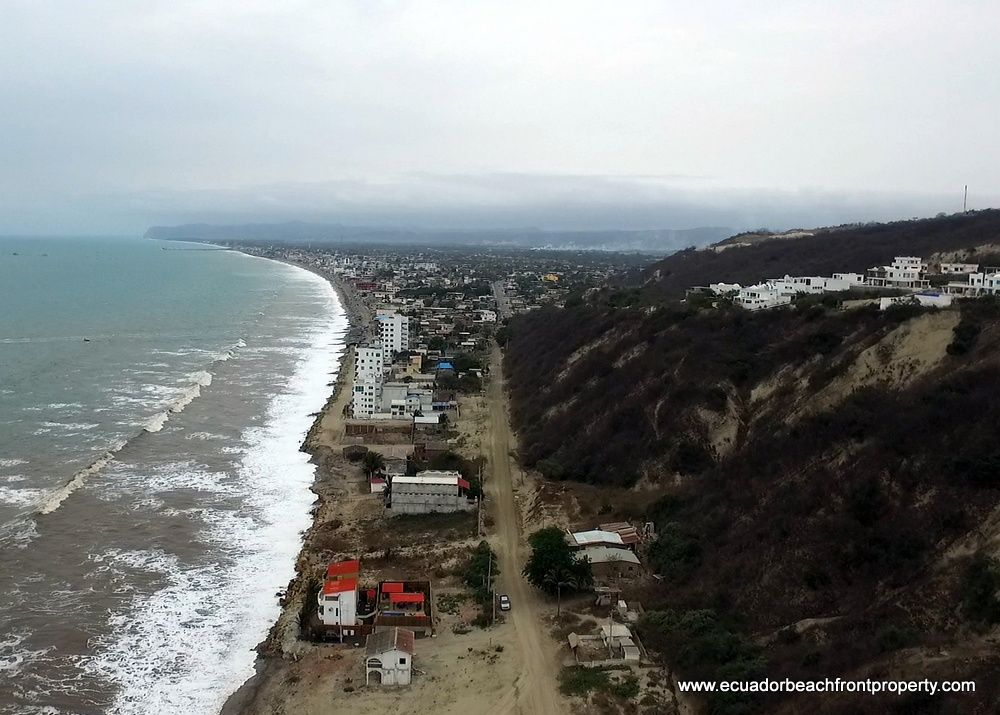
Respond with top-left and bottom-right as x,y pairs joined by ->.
485,342 -> 567,715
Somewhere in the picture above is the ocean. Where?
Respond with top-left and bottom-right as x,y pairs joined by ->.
0,237 -> 348,714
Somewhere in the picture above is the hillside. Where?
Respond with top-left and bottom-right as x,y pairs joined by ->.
502,229 -> 1000,712
635,209 -> 1000,299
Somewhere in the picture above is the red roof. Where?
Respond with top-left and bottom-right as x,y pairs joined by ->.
323,577 -> 358,596
390,592 -> 425,604
458,478 -> 471,491
381,582 -> 404,593
327,560 -> 360,579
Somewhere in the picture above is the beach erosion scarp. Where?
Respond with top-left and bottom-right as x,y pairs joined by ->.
218,266 -> 368,715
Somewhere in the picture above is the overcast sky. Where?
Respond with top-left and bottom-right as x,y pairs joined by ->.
2,0 -> 998,234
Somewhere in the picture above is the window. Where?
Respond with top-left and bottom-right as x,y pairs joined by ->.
399,657 -> 407,665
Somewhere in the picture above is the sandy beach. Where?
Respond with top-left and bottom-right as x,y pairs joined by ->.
218,259 -> 578,715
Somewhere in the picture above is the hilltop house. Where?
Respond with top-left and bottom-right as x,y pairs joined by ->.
866,256 -> 930,290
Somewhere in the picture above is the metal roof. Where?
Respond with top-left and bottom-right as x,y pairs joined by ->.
323,578 -> 358,596
572,530 -> 625,547
395,470 -> 461,486
581,546 -> 641,565
365,627 -> 416,657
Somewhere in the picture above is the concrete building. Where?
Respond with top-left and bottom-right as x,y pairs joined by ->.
944,271 -> 1000,296
356,345 -> 385,383
365,627 -> 415,686
381,382 -> 433,417
600,624 -> 641,662
735,284 -> 792,311
353,344 -> 386,419
580,546 -> 642,580
389,471 -> 476,515
318,560 -> 359,628
866,257 -> 930,290
352,381 -> 382,419
377,313 -> 410,362
940,262 -> 979,275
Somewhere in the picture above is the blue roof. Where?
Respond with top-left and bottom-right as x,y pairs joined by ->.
437,362 -> 454,370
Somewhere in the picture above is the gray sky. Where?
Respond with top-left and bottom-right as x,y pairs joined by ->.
2,0 -> 998,235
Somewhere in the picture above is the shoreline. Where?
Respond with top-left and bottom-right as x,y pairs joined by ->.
218,253 -> 369,715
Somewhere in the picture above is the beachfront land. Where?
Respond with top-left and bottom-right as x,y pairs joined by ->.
218,247 -> 670,715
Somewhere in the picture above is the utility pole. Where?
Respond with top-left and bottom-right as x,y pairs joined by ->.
964,185 -> 969,213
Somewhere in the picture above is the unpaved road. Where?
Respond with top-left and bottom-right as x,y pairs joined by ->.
485,342 -> 567,715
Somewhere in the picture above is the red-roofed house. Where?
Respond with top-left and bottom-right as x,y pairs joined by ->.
319,560 -> 360,627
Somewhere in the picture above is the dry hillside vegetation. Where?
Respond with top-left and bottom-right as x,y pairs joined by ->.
504,296 -> 1000,714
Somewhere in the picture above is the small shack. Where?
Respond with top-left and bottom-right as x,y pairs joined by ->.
365,627 -> 415,686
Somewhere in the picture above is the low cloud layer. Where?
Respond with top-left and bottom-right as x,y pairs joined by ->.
1,1 -> 997,234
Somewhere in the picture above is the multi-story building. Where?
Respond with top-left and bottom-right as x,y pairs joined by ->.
353,344 -> 385,419
866,257 -> 930,289
377,313 -> 410,363
356,344 -> 385,383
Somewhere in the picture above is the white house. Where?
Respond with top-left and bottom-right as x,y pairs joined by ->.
708,282 -> 741,295
365,627 -> 415,686
944,271 -> 1000,296
735,284 -> 792,311
318,560 -> 359,627
940,262 -> 979,275
866,257 -> 930,290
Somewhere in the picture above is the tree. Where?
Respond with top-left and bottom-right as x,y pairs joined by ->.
464,541 -> 499,603
542,567 -> 579,616
362,451 -> 385,478
524,527 -> 592,597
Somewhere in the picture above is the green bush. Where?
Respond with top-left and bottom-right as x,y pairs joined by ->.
559,667 -> 609,696
648,525 -> 702,581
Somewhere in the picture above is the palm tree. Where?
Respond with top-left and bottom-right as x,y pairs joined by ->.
362,451 -> 386,478
542,567 -> 579,617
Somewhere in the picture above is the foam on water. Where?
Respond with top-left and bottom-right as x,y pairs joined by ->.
86,265 -> 347,715
0,487 -> 47,508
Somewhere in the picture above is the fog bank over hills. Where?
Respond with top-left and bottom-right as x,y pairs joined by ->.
144,221 -> 733,253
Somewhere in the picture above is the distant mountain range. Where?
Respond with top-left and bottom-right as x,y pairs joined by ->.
143,221 -> 734,253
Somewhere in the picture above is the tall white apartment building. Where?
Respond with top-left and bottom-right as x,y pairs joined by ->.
355,345 -> 385,383
352,344 -> 385,419
377,313 -> 410,363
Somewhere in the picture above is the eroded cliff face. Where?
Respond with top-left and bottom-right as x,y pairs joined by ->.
504,297 -> 1000,713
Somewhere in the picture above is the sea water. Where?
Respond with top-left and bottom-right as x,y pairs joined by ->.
0,237 -> 347,714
